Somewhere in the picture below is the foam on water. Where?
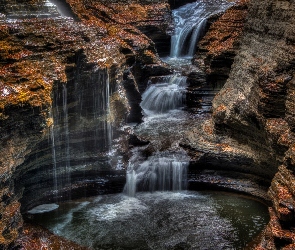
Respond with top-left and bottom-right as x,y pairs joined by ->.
88,195 -> 148,221
28,204 -> 59,214
29,191 -> 269,249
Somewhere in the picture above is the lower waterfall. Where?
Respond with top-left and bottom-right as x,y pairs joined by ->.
126,72 -> 189,197
125,151 -> 189,197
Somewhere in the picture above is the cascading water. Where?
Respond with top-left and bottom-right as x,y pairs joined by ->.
27,2 -> 270,249
125,74 -> 189,197
128,71 -> 189,197
126,0 -> 236,198
170,0 -> 235,58
141,75 -> 187,114
125,151 -> 189,197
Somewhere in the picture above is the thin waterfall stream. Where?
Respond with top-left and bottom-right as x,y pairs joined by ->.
27,1 -> 269,249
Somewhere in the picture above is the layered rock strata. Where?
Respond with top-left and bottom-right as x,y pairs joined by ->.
186,0 -> 249,114
195,0 -> 249,86
209,0 -> 295,248
0,0 -> 171,248
2,0 -> 295,248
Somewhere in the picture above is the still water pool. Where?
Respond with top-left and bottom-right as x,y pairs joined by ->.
29,191 -> 269,250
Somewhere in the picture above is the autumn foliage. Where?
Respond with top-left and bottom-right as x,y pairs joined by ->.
0,0 -> 164,122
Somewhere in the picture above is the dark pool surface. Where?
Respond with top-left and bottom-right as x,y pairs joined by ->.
28,191 -> 269,250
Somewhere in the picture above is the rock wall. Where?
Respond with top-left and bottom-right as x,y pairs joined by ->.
0,106 -> 43,248
0,0 -> 171,248
181,0 -> 274,200
195,0 -> 249,85
3,0 -> 295,248
211,0 -> 295,248
186,0 -> 249,114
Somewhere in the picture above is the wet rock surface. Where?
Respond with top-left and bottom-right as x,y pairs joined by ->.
194,0 -> 249,86
16,223 -> 90,250
180,114 -> 270,201
184,0 -> 249,114
0,0 -> 171,248
1,0 -> 295,248
206,0 -> 295,248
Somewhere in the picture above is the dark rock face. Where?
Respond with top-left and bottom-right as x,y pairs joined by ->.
195,0 -> 249,86
2,0 -> 295,248
131,2 -> 172,57
0,106 -> 43,249
212,0 -> 293,168
168,0 -> 198,9
210,0 -> 295,248
181,0 -> 270,198
0,0 -> 172,248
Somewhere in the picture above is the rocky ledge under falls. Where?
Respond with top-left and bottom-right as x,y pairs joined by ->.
1,0 -> 295,249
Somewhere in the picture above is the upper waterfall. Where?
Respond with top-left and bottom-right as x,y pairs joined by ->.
48,0 -> 77,19
170,0 -> 235,58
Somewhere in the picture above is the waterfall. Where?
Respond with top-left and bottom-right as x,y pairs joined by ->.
49,68 -> 114,195
49,111 -> 58,194
62,84 -> 71,191
124,0 -> 236,197
125,151 -> 189,197
141,75 -> 187,114
170,0 -> 235,58
104,72 -> 112,149
48,0 -> 76,18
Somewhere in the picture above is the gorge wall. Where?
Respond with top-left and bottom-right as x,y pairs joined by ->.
181,0 -> 274,200
0,0 -> 171,248
1,0 -> 295,249
211,0 -> 295,248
